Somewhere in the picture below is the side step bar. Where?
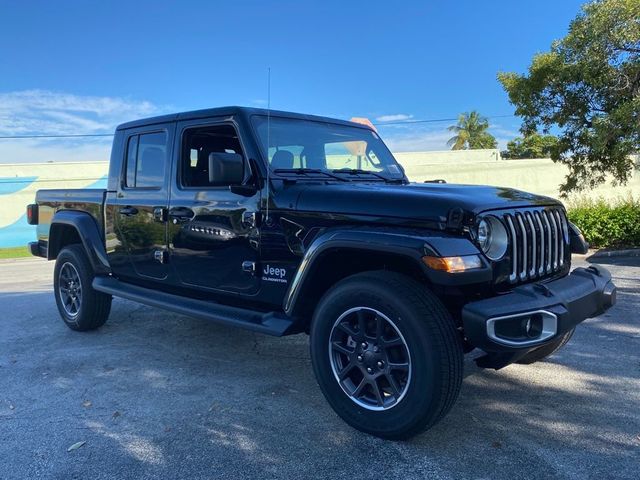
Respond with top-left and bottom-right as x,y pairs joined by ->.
93,276 -> 294,336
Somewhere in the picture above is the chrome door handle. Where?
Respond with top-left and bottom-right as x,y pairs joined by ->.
119,206 -> 138,216
168,207 -> 194,224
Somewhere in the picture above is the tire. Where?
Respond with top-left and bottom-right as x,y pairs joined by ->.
53,244 -> 112,331
310,270 -> 463,440
516,328 -> 575,365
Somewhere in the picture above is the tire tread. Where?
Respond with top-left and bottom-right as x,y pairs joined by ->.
54,244 -> 111,331
359,271 -> 463,437
311,270 -> 463,439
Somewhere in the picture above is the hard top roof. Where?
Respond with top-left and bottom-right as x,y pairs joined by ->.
116,106 -> 373,131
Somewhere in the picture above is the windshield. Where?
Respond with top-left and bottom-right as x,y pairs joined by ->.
252,116 -> 405,181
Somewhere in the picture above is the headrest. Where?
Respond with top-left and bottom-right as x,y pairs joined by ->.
301,146 -> 325,169
271,150 -> 294,169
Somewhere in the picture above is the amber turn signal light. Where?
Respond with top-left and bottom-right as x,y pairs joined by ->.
422,255 -> 482,273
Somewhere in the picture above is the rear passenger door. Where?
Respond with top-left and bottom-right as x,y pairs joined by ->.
107,124 -> 174,281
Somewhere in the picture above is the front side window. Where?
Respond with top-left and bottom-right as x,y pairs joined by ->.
181,124 -> 245,187
124,131 -> 168,188
252,116 -> 404,180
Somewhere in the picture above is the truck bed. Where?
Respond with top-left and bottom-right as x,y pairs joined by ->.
35,188 -> 107,244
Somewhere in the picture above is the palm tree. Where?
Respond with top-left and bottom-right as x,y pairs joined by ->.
447,111 -> 496,150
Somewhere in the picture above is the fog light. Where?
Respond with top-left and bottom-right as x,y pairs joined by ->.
422,255 -> 483,273
486,310 -> 558,347
523,314 -> 543,338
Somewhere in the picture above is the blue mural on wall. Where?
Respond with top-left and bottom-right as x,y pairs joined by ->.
0,176 -> 38,195
0,213 -> 33,248
85,175 -> 109,190
0,175 -> 108,249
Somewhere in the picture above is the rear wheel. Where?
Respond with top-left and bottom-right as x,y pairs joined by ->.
516,329 -> 575,364
53,244 -> 112,331
310,271 -> 463,440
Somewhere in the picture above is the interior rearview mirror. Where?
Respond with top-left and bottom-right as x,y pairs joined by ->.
208,152 -> 244,186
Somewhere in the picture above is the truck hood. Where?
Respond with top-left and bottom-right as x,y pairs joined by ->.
292,182 -> 561,222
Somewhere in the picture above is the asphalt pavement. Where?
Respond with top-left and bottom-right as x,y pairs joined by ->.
0,255 -> 638,479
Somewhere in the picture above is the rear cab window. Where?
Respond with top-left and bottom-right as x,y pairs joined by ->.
124,131 -> 168,188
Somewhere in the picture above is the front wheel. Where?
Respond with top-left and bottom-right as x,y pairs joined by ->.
310,271 -> 463,440
53,244 -> 112,331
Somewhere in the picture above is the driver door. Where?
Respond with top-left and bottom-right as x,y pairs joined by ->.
167,120 -> 261,296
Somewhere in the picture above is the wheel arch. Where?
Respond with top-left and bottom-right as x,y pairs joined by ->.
283,230 -> 435,322
48,210 -> 111,275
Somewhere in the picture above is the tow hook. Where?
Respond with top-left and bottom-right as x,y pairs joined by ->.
587,265 -> 602,276
602,282 -> 617,308
532,283 -> 552,297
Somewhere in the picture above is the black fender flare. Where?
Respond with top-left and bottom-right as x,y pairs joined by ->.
48,210 -> 111,275
282,228 -> 490,316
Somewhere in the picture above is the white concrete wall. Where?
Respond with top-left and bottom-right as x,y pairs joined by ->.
396,152 -> 639,203
396,149 -> 502,165
1,153 -> 637,248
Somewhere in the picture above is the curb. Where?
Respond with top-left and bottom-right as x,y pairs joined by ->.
588,248 -> 640,259
0,256 -> 46,264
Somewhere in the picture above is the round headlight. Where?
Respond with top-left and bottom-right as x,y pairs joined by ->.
477,219 -> 491,251
477,216 -> 508,261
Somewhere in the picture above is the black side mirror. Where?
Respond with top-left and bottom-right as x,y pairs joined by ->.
568,221 -> 589,254
208,152 -> 244,186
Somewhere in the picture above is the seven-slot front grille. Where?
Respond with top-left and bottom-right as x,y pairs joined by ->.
502,207 -> 569,283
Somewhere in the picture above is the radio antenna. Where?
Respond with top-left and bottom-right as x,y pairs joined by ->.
265,67 -> 271,224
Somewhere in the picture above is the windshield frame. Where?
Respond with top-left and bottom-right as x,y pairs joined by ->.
250,114 -> 407,183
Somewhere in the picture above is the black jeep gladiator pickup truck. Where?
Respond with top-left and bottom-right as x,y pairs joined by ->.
27,106 -> 616,439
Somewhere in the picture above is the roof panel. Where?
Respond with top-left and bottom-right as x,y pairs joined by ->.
116,106 -> 372,131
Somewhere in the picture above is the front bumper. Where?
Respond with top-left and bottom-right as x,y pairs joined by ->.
462,265 -> 616,368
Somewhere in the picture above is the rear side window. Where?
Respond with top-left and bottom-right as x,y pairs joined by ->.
125,136 -> 139,187
124,131 -> 168,188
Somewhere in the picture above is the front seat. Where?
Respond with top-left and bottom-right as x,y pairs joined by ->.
271,150 -> 294,169
301,146 -> 325,169
192,146 -> 212,186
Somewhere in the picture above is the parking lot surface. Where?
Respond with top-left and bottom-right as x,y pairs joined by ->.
0,255 -> 638,479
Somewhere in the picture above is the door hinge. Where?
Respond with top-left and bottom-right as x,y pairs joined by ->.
242,211 -> 260,228
154,207 -> 168,223
154,250 -> 169,264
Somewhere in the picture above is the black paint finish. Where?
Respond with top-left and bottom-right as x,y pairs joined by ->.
31,106 -> 610,357
107,122 -> 175,281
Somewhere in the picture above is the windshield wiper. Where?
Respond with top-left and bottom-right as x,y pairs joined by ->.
331,168 -> 405,183
273,168 -> 349,182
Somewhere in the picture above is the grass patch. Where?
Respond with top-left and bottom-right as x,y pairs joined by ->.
567,196 -> 640,249
0,246 -> 32,259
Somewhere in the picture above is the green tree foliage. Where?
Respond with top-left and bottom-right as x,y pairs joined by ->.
498,0 -> 640,194
447,111 -> 498,150
503,133 -> 559,159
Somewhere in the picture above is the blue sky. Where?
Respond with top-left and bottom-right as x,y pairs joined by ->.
0,0 -> 586,162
